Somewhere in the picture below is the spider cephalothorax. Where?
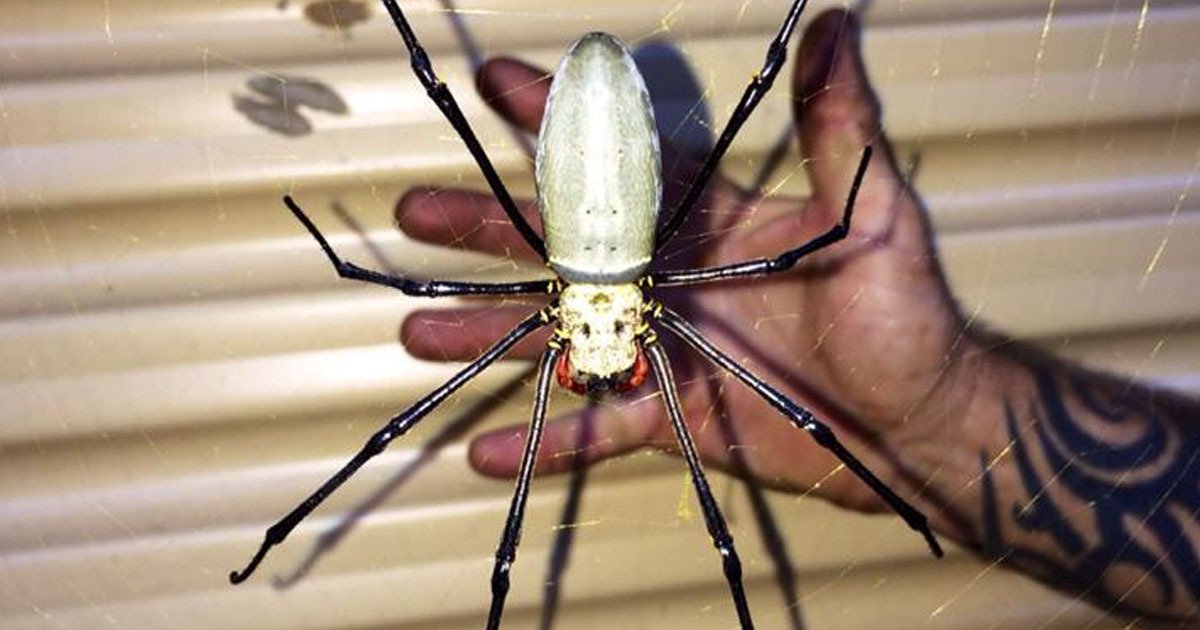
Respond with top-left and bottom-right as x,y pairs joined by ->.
552,282 -> 650,395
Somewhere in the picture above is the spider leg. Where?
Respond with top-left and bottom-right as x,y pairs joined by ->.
379,0 -> 547,261
487,344 -> 560,630
286,195 -> 552,297
652,146 -> 870,287
643,337 -> 755,629
229,309 -> 553,585
655,0 -> 812,252
654,307 -> 945,558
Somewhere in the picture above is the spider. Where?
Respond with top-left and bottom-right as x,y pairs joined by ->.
230,1 -> 944,627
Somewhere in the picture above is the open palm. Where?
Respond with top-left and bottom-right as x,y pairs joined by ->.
399,10 -> 970,526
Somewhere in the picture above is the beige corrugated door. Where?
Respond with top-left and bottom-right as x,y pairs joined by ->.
2,1 -> 1198,628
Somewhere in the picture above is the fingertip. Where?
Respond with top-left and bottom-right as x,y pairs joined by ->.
475,57 -> 522,96
398,310 -> 460,363
795,9 -> 856,103
396,185 -> 432,214
395,184 -> 546,260
468,426 -> 525,478
794,9 -> 873,130
399,306 -> 502,363
792,8 -> 906,217
401,305 -> 549,362
477,56 -> 547,94
394,187 -> 495,246
397,308 -> 435,356
398,307 -> 453,360
468,402 -> 663,479
476,56 -> 551,133
394,186 -> 444,239
468,416 -> 585,479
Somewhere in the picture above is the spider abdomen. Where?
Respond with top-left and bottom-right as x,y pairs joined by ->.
536,32 -> 661,284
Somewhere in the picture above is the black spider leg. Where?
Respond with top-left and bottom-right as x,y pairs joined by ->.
655,0 -> 812,252
655,307 -> 945,558
487,344 -> 561,630
286,196 -> 551,297
380,0 -> 547,261
229,309 -> 553,584
652,146 -> 870,287
643,338 -> 755,629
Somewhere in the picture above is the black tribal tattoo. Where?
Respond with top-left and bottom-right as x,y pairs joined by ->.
980,366 -> 1200,621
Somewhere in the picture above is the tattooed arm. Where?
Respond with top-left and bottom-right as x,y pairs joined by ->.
915,339 -> 1200,621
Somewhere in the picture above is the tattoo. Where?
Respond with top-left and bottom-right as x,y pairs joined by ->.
980,366 -> 1200,620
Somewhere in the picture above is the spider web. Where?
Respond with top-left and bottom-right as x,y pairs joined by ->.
0,0 -> 1198,629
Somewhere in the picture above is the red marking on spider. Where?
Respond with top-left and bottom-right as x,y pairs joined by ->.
555,346 -> 649,394
616,347 -> 649,392
555,348 -> 588,394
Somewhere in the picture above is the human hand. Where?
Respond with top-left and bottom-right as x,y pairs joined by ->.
398,9 -> 976,534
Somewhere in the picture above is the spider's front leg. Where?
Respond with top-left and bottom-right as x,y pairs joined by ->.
656,0 -> 815,250
378,0 -> 546,260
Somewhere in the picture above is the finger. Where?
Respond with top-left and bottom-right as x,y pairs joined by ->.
466,369 -> 767,481
476,56 -> 552,134
465,362 -> 895,514
794,10 -> 911,230
400,304 -> 550,362
395,58 -> 550,259
466,376 -> 890,513
395,186 -> 544,263
469,396 -> 663,478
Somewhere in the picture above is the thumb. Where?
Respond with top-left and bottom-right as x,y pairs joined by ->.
794,10 -> 912,235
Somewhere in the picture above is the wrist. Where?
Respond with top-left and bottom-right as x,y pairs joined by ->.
911,337 -> 1200,621
884,330 -> 1026,543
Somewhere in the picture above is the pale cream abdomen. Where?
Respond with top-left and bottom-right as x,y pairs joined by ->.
535,32 -> 661,284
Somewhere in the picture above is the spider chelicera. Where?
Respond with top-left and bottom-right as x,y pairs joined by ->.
230,1 -> 944,628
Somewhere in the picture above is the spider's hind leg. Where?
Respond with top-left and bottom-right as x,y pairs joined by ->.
655,306 -> 944,559
643,336 -> 756,629
229,310 -> 552,585
486,345 -> 561,630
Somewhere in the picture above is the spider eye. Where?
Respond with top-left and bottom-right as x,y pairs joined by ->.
581,323 -> 591,337
613,321 -> 625,334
